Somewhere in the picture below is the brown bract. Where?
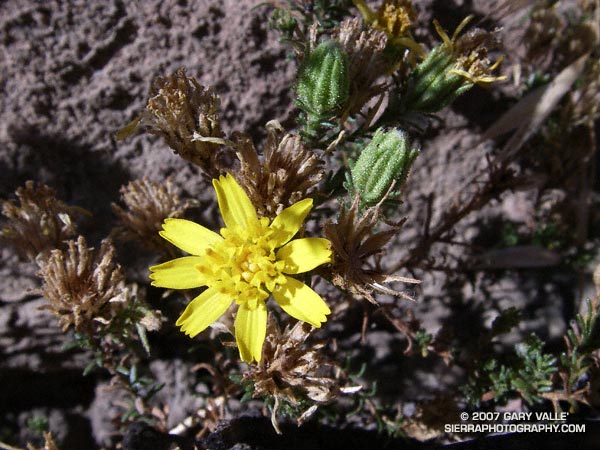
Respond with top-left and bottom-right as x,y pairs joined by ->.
324,198 -> 418,304
336,18 -> 390,120
324,198 -> 394,303
233,121 -> 323,218
37,236 -> 128,334
242,318 -> 339,433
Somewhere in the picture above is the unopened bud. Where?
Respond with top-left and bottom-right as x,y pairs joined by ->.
295,40 -> 350,119
347,128 -> 419,207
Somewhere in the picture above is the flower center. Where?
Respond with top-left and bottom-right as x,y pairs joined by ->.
196,218 -> 286,309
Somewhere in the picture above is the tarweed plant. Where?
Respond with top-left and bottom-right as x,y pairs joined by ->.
2,1 -> 600,448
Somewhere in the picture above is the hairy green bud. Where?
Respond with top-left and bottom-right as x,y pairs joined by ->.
401,46 -> 472,113
295,40 -> 350,119
347,128 -> 419,207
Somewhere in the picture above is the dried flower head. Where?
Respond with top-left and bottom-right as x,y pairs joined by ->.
111,177 -> 196,254
336,18 -> 390,117
353,0 -> 423,59
435,16 -> 505,86
234,121 -> 324,218
117,68 -> 225,177
150,174 -> 332,363
242,318 -> 339,432
38,236 -> 128,334
1,181 -> 86,261
324,198 -> 418,304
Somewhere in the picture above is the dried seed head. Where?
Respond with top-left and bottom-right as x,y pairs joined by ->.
233,121 -> 324,218
242,317 -> 339,431
376,0 -> 416,38
336,18 -> 390,116
38,236 -> 128,334
1,181 -> 86,261
111,177 -> 196,254
324,199 -> 417,304
353,0 -> 423,60
118,68 -> 226,178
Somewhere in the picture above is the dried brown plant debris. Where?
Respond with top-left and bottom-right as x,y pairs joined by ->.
0,181 -> 87,261
524,6 -> 563,64
336,18 -> 390,121
324,198 -> 418,304
242,318 -> 339,433
569,58 -> 600,126
401,396 -> 460,441
111,177 -> 196,254
168,396 -> 227,438
38,236 -> 128,334
233,121 -> 324,218
118,68 -> 227,178
26,432 -> 60,450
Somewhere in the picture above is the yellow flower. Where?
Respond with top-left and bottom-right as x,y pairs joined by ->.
149,174 -> 332,363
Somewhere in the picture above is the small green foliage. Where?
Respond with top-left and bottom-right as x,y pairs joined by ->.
266,0 -> 354,37
26,415 -> 49,435
561,299 -> 600,390
345,128 -> 419,208
465,334 -> 557,407
414,329 -> 433,357
500,223 -> 520,247
511,334 -> 557,404
569,300 -> 600,353
268,8 -> 298,42
489,307 -> 522,337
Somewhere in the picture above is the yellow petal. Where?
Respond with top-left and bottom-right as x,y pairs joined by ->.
269,198 -> 313,246
213,174 -> 258,230
273,276 -> 330,328
159,218 -> 222,255
176,288 -> 232,337
276,238 -> 331,274
235,300 -> 267,363
149,256 -> 207,289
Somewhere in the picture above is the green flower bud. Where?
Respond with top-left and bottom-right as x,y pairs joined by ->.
347,128 -> 419,207
401,17 -> 505,114
401,46 -> 472,113
295,40 -> 350,119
